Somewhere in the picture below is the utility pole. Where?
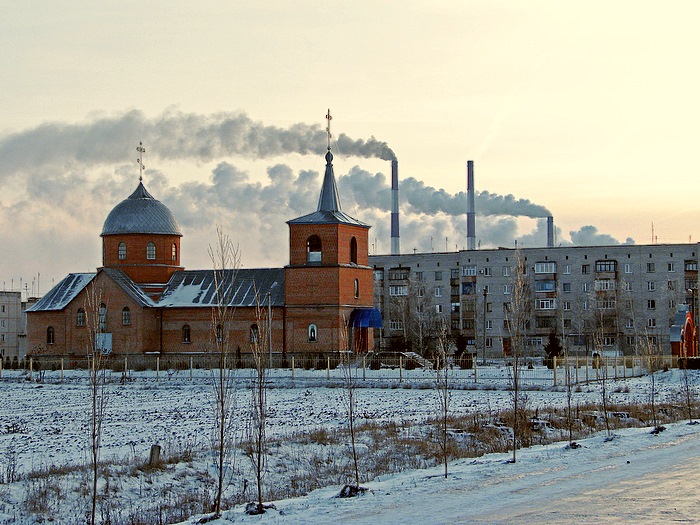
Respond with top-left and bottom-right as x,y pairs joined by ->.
268,291 -> 273,369
482,287 -> 488,365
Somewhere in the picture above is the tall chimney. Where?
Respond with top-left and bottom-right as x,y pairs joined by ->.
467,160 -> 476,251
547,215 -> 554,248
391,159 -> 400,255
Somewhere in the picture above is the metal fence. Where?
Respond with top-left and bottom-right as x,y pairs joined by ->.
2,352 -> 675,388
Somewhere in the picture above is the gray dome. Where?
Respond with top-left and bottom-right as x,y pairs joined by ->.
101,181 -> 182,236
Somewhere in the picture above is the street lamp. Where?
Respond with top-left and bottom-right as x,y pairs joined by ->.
482,287 -> 488,366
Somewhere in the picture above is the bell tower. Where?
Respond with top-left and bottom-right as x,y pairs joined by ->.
284,111 -> 379,353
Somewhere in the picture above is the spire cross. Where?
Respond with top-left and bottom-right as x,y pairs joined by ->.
325,109 -> 332,150
136,141 -> 146,181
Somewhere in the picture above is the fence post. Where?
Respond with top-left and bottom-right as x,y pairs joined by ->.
553,355 -> 557,387
399,354 -> 403,383
29,357 -> 33,381
291,355 -> 295,380
474,359 -> 478,383
0,356 -> 3,379
156,356 -> 160,382
327,356 -> 330,380
575,356 -> 579,384
363,355 -> 366,381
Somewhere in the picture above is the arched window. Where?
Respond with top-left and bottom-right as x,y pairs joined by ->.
216,324 -> 223,344
306,235 -> 322,263
350,237 -> 358,264
122,307 -> 131,325
118,242 -> 127,260
250,324 -> 259,344
171,243 -> 177,261
354,278 -> 360,299
76,308 -> 86,327
182,325 -> 191,343
146,242 -> 156,260
308,324 -> 317,342
46,326 -> 55,345
98,304 -> 107,332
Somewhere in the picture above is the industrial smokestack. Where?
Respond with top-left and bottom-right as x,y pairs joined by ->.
467,160 -> 476,251
391,159 -> 400,255
547,215 -> 554,247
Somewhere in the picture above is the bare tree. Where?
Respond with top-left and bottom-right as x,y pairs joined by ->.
681,365 -> 696,424
434,318 -> 450,478
388,277 -> 436,355
83,282 -> 108,525
208,227 -> 241,518
587,292 -> 613,438
505,250 -> 531,463
338,316 -> 364,496
246,290 -> 269,515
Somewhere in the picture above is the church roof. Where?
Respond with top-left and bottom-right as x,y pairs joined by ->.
158,268 -> 285,308
26,273 -> 96,312
101,181 -> 182,237
287,149 -> 369,228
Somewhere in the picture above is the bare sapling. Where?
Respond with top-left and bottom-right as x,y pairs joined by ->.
208,227 -> 241,518
246,290 -> 270,515
83,282 -> 108,525
434,319 -> 450,478
681,365 -> 696,424
338,316 -> 366,497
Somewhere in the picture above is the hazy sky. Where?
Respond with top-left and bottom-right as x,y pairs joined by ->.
2,1 -> 699,296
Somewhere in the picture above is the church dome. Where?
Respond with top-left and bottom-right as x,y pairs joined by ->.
101,181 -> 182,236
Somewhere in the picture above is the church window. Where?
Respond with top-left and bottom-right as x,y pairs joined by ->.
354,278 -> 359,298
122,307 -> 131,325
76,308 -> 85,327
350,237 -> 358,264
98,304 -> 107,332
146,242 -> 156,260
182,325 -> 191,343
172,243 -> 177,261
308,324 -> 317,342
118,242 -> 127,260
307,235 -> 322,263
250,324 -> 259,344
46,326 -> 55,345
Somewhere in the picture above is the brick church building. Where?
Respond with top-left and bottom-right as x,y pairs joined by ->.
26,139 -> 382,358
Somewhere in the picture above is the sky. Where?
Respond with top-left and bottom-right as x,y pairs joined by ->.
2,1 -> 700,296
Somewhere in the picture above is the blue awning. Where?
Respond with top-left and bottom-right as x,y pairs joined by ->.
350,308 -> 383,328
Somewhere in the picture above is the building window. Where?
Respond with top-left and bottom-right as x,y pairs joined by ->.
250,324 -> 259,344
535,280 -> 556,292
434,271 -> 442,281
435,304 -> 443,314
462,265 -> 477,277
596,300 -> 616,310
486,320 -> 493,330
98,304 -> 107,332
122,307 -> 131,325
563,301 -> 571,311
182,325 -> 191,343
582,264 -> 590,274
503,266 -> 511,277
668,262 -> 676,272
172,243 -> 177,261
388,268 -> 409,280
563,264 -> 571,275
563,282 -> 571,292
603,336 -> 615,346
76,308 -> 86,327
389,285 -> 408,296
118,242 -> 127,260
349,237 -> 358,264
483,267 -> 492,277
485,337 -> 493,348
216,324 -> 223,344
534,261 -> 556,274
647,318 -> 656,328
373,269 -> 384,281
685,261 -> 698,271
486,302 -> 492,313
306,235 -> 322,263
503,284 -> 510,295
595,261 -> 616,273
389,320 -> 404,331
624,263 -> 633,274
434,287 -> 442,297
595,279 -> 615,291
417,287 -> 425,297
647,281 -> 656,292
451,302 -> 460,313
354,278 -> 359,299
668,280 -> 677,291
308,324 -> 317,342
647,299 -> 656,310
415,271 -> 424,281
146,242 -> 156,260
647,262 -> 655,273
536,298 -> 556,310
46,326 -> 55,345
582,283 -> 590,292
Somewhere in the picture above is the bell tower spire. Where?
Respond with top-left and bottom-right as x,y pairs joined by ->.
317,109 -> 342,212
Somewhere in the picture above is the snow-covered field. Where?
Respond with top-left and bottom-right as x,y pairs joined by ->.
0,366 -> 697,523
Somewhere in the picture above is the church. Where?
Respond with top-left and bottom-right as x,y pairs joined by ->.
26,127 -> 382,359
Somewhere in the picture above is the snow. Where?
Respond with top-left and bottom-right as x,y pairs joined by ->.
0,367 -> 697,523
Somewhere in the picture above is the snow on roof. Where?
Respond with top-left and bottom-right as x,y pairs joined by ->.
101,267 -> 157,308
158,268 -> 285,308
26,273 -> 96,312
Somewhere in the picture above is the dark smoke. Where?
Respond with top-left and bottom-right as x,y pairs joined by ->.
0,109 -> 395,177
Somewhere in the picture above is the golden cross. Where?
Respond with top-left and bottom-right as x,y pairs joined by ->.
136,141 -> 146,181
